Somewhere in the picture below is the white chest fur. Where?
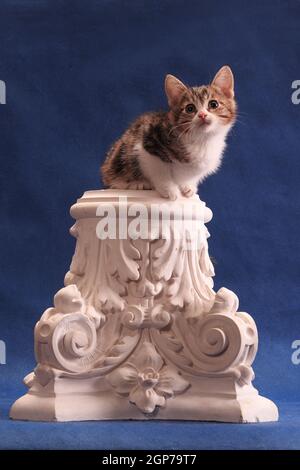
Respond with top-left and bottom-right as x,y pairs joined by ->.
136,127 -> 230,199
172,131 -> 228,185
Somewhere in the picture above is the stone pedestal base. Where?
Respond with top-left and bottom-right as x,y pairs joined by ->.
11,377 -> 277,423
10,190 -> 278,423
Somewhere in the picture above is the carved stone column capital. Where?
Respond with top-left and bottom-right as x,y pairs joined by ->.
10,190 -> 278,422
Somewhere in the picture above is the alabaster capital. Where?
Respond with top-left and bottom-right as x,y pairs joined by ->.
10,190 -> 278,423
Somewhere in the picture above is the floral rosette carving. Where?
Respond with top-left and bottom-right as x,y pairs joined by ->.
106,342 -> 189,414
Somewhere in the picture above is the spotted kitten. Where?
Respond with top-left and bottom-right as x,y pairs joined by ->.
101,66 -> 236,200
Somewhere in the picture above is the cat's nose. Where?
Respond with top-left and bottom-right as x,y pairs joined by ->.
199,111 -> 207,120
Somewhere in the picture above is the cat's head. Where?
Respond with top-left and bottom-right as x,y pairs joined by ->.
165,66 -> 236,137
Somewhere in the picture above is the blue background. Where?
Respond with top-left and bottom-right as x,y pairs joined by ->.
0,0 -> 300,449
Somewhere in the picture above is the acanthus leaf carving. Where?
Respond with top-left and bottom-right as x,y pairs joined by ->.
151,226 -> 215,319
66,221 -> 142,315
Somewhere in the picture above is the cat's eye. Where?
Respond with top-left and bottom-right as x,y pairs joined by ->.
185,104 -> 196,114
208,100 -> 219,110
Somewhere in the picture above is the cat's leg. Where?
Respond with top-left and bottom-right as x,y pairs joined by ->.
154,176 -> 180,200
180,184 -> 197,198
172,167 -> 199,198
136,145 -> 180,200
156,184 -> 180,200
110,180 -> 130,189
126,180 -> 152,190
109,179 -> 151,190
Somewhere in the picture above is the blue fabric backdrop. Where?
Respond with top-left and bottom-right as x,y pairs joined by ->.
0,0 -> 300,449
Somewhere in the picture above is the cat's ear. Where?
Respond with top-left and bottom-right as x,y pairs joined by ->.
211,66 -> 234,98
165,74 -> 187,107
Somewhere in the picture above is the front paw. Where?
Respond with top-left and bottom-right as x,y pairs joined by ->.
127,180 -> 152,190
180,185 -> 196,198
156,185 -> 180,201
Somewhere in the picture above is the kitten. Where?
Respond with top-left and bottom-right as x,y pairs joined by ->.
101,66 -> 236,200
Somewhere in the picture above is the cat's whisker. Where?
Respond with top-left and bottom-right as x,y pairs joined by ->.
188,125 -> 199,141
234,117 -> 247,127
235,112 -> 247,119
168,121 -> 190,137
177,125 -> 191,141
